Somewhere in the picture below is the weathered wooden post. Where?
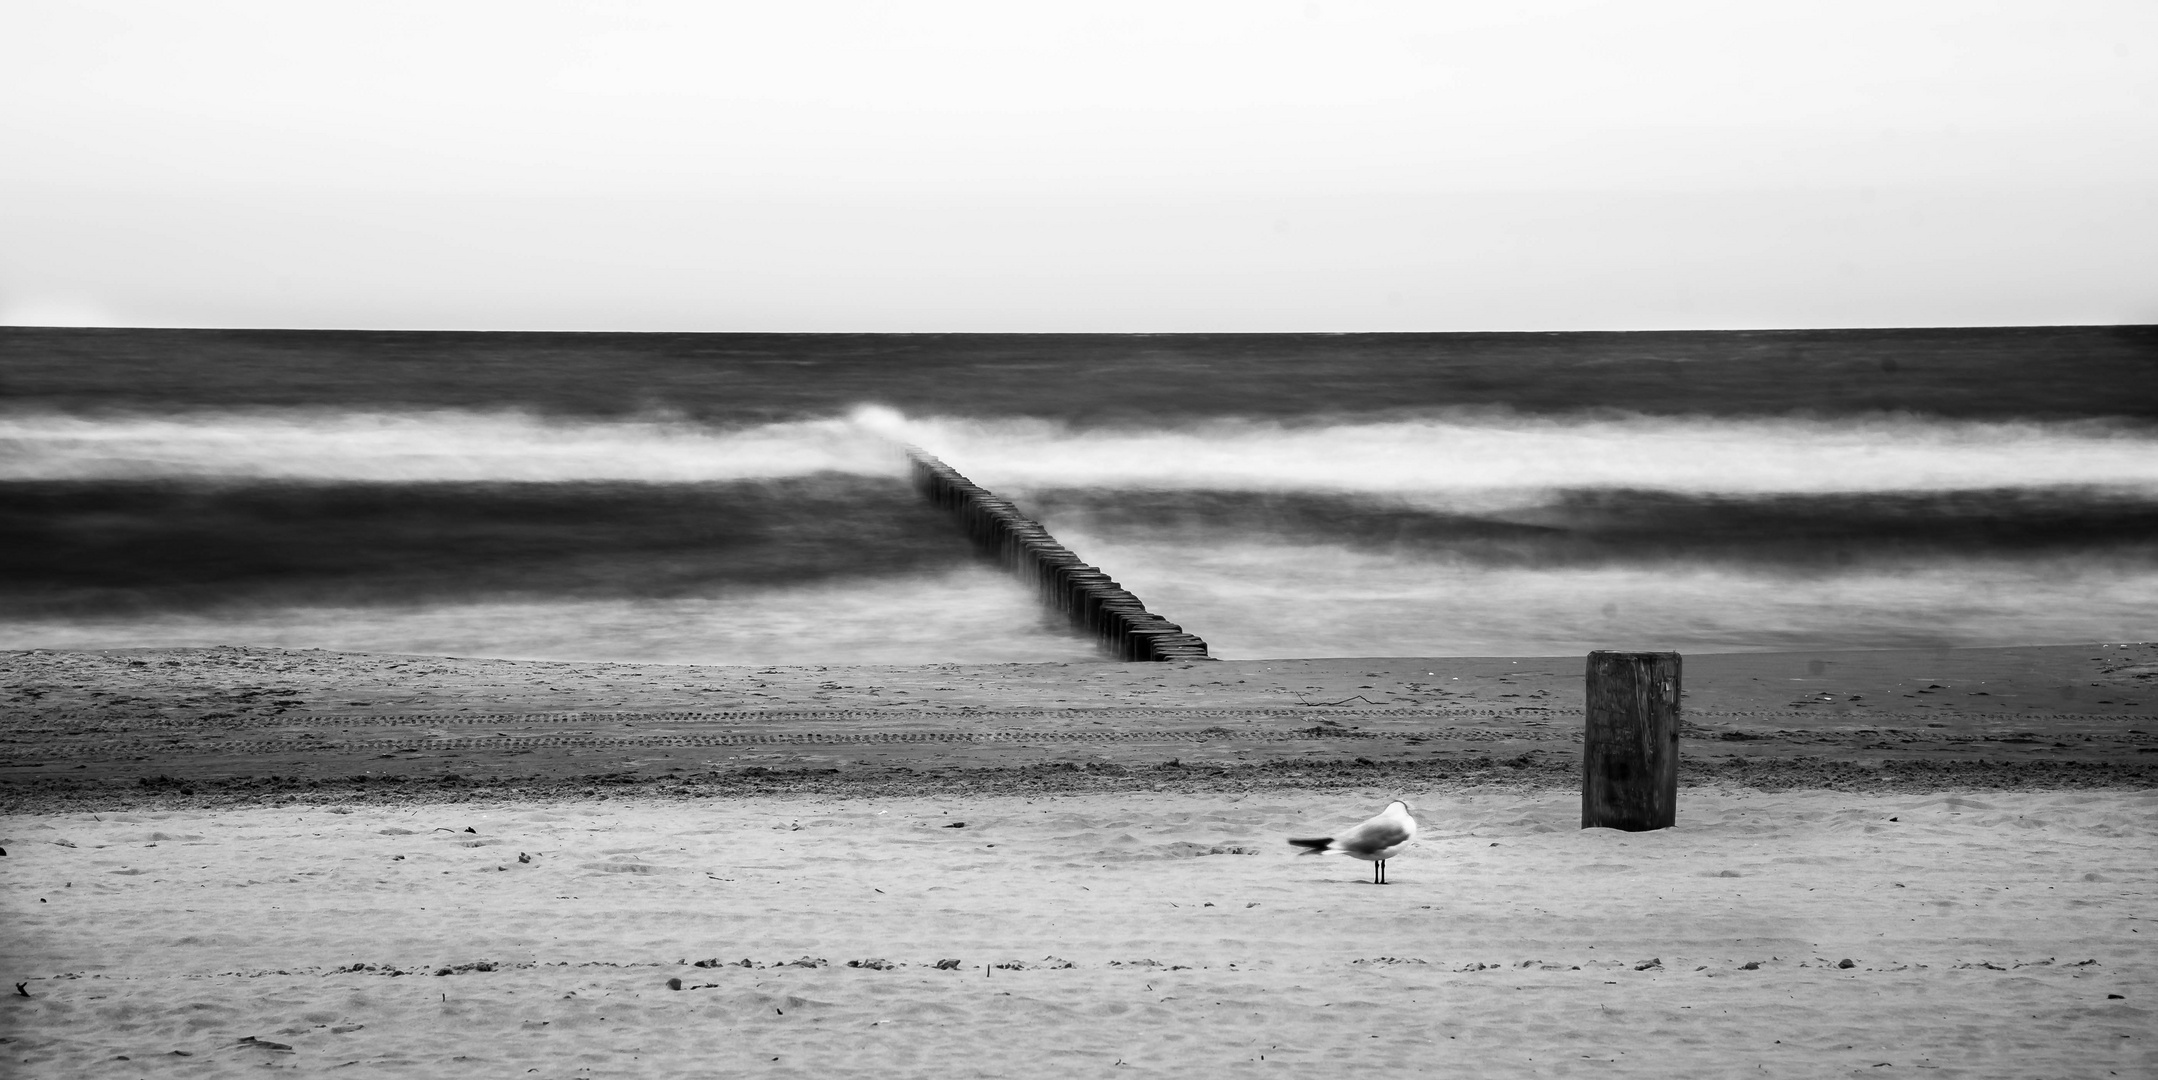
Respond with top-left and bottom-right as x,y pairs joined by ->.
1582,651 -> 1681,831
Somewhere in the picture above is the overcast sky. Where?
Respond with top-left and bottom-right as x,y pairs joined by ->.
2,1 -> 2153,332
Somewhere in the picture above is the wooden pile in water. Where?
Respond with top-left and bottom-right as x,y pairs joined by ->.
907,448 -> 1212,662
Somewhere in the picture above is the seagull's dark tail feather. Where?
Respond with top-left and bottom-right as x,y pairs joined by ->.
1288,837 -> 1333,855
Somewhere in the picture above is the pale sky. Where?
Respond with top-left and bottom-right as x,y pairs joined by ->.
2,0 -> 2153,331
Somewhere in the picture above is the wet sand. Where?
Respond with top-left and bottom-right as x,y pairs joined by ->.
2,644 -> 2155,806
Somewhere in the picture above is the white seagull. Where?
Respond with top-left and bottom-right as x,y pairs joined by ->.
1289,800 -> 1418,885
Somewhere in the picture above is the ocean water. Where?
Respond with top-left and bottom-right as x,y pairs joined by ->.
3,326 -> 2154,663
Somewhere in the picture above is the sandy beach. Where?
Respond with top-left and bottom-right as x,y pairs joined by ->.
3,644 -> 2155,1077
9,0 -> 2158,1072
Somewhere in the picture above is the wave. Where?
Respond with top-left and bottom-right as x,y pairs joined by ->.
0,476 -> 976,617
1066,537 -> 2158,657
8,407 -> 2156,499
1017,486 -> 2158,570
871,408 -> 2158,502
0,409 -> 905,482
8,405 -> 2154,659
0,567 -> 1101,667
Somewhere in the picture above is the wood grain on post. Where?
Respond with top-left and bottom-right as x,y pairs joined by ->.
1582,651 -> 1682,831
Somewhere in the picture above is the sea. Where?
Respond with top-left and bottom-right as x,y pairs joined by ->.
3,326 -> 2154,665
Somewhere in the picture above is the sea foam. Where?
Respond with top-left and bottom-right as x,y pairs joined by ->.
10,406 -> 2156,499
0,409 -> 906,482
887,410 -> 2158,503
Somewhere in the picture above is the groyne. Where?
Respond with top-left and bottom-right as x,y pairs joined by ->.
906,448 -> 1212,662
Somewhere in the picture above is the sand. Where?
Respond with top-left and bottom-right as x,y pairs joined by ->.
3,790 -> 2152,1077
3,644 -> 2155,1077
3,644 -> 2155,807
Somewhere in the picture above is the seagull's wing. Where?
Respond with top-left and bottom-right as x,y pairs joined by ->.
1332,816 -> 1414,859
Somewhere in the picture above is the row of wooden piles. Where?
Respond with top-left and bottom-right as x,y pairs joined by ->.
906,448 -> 1213,662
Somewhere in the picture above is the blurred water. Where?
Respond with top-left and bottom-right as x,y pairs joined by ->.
0,410 -> 903,482
3,325 -> 2153,661
0,566 -> 1098,666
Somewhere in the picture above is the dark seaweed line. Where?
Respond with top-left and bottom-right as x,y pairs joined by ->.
24,706 -> 2155,732
5,728 -> 1542,758
280,706 -> 1566,724
315,706 -> 1570,724
14,725 -> 2157,762
11,706 -> 1572,731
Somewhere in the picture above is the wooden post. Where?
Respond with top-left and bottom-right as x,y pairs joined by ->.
1582,651 -> 1681,831
900,445 -> 1212,661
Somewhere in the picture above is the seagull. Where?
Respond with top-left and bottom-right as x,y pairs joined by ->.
1289,800 -> 1418,884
